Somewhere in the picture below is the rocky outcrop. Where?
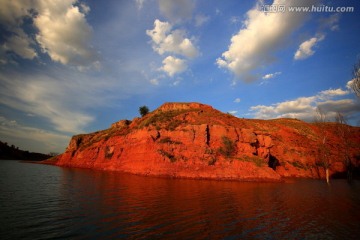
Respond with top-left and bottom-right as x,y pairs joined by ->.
43,102 -> 360,181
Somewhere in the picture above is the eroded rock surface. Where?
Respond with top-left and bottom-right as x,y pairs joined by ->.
43,102 -> 360,181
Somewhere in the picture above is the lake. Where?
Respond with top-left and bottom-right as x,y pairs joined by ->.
0,160 -> 359,239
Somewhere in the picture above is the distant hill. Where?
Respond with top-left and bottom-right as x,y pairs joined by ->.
42,102 -> 360,181
0,141 -> 50,161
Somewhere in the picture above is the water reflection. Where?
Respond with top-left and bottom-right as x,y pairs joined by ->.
58,168 -> 360,239
1,161 -> 359,239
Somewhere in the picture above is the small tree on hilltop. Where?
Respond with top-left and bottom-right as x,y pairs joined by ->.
139,105 -> 149,117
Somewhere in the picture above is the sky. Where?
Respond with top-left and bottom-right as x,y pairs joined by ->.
0,0 -> 360,154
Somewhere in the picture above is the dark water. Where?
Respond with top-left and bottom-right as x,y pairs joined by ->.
1,161 -> 360,239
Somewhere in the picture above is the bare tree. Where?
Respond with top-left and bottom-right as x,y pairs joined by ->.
335,112 -> 353,182
314,106 -> 331,184
352,59 -> 360,98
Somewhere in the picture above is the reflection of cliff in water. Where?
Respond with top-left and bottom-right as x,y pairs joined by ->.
58,167 -> 360,239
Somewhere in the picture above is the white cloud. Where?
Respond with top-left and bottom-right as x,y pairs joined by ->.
146,19 -> 198,58
195,14 -> 209,27
228,110 -> 238,115
294,14 -> 339,61
159,56 -> 187,77
0,69 -> 113,134
0,0 -> 32,26
158,0 -> 195,22
0,0 -> 98,68
346,78 -> 359,92
2,32 -> 37,60
234,98 -> 241,103
0,0 -> 37,61
318,88 -> 349,99
250,86 -> 359,122
262,71 -> 281,80
294,35 -> 324,60
34,0 -> 98,67
317,99 -> 360,114
217,0 -> 318,81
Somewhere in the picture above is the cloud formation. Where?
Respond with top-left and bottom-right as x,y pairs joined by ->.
294,35 -> 324,60
0,70 -> 98,134
217,0 -> 317,81
0,0 -> 37,61
234,98 -> 241,103
0,0 -> 98,68
146,19 -> 198,58
1,32 -> 37,60
146,19 -> 198,77
0,116 -> 70,153
262,72 -> 281,80
294,14 -> 339,60
159,56 -> 187,77
250,86 -> 359,122
34,0 -> 97,67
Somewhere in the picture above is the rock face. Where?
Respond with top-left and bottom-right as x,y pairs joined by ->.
43,102 -> 360,181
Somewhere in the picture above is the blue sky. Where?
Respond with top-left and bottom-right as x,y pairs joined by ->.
1,0 -> 360,153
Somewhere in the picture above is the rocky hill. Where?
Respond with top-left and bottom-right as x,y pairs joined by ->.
43,102 -> 360,181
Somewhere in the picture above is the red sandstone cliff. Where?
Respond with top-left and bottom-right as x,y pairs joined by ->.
43,102 -> 360,181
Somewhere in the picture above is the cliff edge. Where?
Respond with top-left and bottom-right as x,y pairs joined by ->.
43,102 -> 360,181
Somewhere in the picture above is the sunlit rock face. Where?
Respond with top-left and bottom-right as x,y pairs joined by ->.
43,102 -> 360,182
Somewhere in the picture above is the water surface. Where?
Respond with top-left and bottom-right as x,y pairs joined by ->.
1,160 -> 359,239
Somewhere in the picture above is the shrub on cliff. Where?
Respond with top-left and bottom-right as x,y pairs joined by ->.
218,136 -> 236,158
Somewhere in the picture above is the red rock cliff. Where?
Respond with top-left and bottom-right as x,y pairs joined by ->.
43,102 -> 360,181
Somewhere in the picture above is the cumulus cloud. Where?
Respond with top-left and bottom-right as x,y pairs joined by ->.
0,0 -> 98,68
294,14 -> 339,61
234,98 -> 241,103
318,88 -> 349,99
346,78 -> 359,91
146,19 -> 198,58
250,86 -> 359,122
146,19 -> 199,79
159,56 -> 187,76
262,72 -> 281,80
217,0 -> 318,81
0,0 -> 32,26
294,35 -> 324,60
34,0 -> 97,67
158,0 -> 195,22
